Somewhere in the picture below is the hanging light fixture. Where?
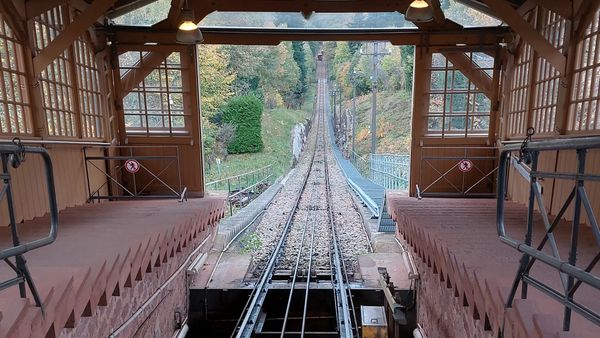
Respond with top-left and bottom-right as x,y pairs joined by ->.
405,0 -> 433,23
176,1 -> 203,44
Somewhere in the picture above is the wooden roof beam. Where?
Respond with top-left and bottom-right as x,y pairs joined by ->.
153,0 -> 184,29
517,0 -> 537,16
25,0 -> 65,19
107,0 -> 158,19
109,26 -> 509,46
443,52 -> 493,99
69,0 -> 106,25
187,0 -> 414,22
32,0 -> 117,75
575,0 -> 600,40
0,0 -> 27,42
534,0 -> 573,19
480,0 -> 566,74
429,0 -> 446,24
120,50 -> 168,94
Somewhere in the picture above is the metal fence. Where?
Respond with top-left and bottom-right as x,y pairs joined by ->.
350,151 -> 410,191
350,151 -> 370,178
84,145 -> 186,201
205,164 -> 274,215
417,146 -> 498,198
369,153 -> 410,190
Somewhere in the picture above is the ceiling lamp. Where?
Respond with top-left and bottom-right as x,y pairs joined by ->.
176,8 -> 203,44
405,0 -> 433,23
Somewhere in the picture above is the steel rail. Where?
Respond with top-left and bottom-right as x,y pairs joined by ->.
280,172 -> 317,337
232,151 -> 317,337
299,79 -> 327,337
323,78 -> 355,338
232,91 -> 323,338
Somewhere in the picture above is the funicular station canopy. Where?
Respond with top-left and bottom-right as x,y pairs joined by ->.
0,0 -> 599,337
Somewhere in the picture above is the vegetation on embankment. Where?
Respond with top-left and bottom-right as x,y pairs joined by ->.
203,86 -> 315,183
348,90 -> 413,155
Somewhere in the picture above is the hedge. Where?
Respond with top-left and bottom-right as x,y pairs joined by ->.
223,95 -> 264,154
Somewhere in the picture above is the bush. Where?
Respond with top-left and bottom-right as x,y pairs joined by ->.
223,95 -> 264,154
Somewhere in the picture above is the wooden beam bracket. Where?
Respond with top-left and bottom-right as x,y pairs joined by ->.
481,0 -> 567,74
443,51 -> 494,99
32,0 -> 117,75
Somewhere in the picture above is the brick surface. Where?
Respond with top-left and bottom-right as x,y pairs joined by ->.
387,193 -> 599,338
0,197 -> 226,338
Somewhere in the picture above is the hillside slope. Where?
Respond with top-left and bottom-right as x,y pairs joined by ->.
342,90 -> 412,155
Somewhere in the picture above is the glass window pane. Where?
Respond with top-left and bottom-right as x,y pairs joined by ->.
429,94 -> 444,112
451,71 -> 469,90
430,71 -> 446,91
473,93 -> 491,113
427,117 -> 442,131
431,53 -> 446,68
450,93 -> 467,113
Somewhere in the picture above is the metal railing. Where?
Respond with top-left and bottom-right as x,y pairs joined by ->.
417,145 -> 498,197
0,140 -> 59,309
497,136 -> 600,331
350,151 -> 370,178
205,164 -> 274,215
370,153 -> 410,190
84,145 -> 186,201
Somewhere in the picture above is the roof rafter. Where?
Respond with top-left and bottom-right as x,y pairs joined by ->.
25,0 -> 65,19
534,0 -> 573,19
429,0 -> 446,24
0,0 -> 27,42
574,0 -> 600,40
120,50 -> 169,94
153,0 -> 184,28
443,52 -> 494,99
187,0 -> 414,22
480,0 -> 566,74
32,0 -> 118,75
108,26 -> 509,46
517,0 -> 538,16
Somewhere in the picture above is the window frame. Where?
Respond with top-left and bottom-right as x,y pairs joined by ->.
0,15 -> 33,136
117,45 -> 192,138
425,52 -> 493,139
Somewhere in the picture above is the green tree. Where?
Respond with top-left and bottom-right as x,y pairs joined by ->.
292,41 -> 308,98
198,45 -> 234,121
223,95 -> 264,154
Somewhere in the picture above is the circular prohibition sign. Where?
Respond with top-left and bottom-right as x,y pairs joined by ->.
125,159 -> 141,174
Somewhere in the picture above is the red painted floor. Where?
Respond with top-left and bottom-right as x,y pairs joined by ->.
0,197 -> 225,338
387,193 -> 599,338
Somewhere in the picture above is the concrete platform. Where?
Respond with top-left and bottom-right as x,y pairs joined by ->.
387,193 -> 599,338
0,197 -> 226,338
358,253 -> 412,289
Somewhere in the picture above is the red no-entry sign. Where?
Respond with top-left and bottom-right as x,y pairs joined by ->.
125,159 -> 141,173
458,159 -> 474,173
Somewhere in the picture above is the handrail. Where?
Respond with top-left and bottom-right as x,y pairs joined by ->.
84,145 -> 185,201
0,141 -> 59,308
0,144 -> 58,258
496,136 -> 600,331
347,177 -> 379,216
0,139 -> 111,146
205,164 -> 272,187
418,145 -> 498,197
369,153 -> 410,190
206,164 -> 274,215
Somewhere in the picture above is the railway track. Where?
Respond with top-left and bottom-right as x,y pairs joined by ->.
232,62 -> 356,337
